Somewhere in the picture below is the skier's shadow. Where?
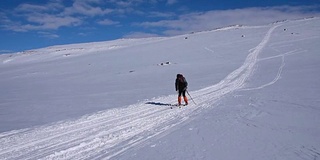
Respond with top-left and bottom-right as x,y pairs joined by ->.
146,102 -> 171,106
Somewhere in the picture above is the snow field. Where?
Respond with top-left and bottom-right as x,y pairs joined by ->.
0,24 -> 280,159
0,18 -> 319,160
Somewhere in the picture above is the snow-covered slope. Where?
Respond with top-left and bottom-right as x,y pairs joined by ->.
0,17 -> 319,160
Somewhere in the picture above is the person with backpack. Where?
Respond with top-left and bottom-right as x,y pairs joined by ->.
175,74 -> 188,106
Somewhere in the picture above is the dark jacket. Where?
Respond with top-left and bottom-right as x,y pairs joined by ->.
175,75 -> 188,91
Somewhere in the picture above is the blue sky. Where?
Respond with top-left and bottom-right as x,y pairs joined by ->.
1,0 -> 320,53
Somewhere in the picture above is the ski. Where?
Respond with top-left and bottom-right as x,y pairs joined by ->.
170,104 -> 188,109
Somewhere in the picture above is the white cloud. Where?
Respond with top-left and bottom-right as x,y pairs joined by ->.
167,0 -> 178,5
148,11 -> 176,18
64,1 -> 113,17
38,31 -> 60,39
1,0 -> 175,33
108,0 -> 144,7
97,19 -> 120,25
15,2 -> 64,13
2,0 -> 114,32
78,32 -> 88,36
2,1 -> 320,40
138,6 -> 320,35
0,1 -> 82,32
1,15 -> 82,32
15,4 -> 48,12
0,12 -> 10,24
18,14 -> 82,31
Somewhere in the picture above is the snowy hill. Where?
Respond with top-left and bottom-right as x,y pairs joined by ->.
0,17 -> 319,160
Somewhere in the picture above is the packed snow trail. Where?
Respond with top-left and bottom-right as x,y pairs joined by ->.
0,25 -> 279,160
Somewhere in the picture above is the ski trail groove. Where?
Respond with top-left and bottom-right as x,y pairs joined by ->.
241,49 -> 306,91
0,25 -> 280,160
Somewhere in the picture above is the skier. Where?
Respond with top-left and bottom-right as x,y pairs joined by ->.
175,74 -> 188,106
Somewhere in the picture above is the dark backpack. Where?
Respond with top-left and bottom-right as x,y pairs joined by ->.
178,76 -> 187,87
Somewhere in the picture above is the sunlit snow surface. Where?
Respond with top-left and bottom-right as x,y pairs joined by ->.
0,18 -> 319,160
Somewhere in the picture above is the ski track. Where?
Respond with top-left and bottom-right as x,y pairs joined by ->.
0,25 -> 280,160
241,49 -> 307,91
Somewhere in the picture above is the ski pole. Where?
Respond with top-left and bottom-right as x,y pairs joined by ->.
186,90 -> 196,105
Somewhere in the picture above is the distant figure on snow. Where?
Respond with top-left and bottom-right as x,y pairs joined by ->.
175,74 -> 188,106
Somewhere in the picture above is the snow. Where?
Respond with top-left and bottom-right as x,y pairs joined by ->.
0,17 -> 320,160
